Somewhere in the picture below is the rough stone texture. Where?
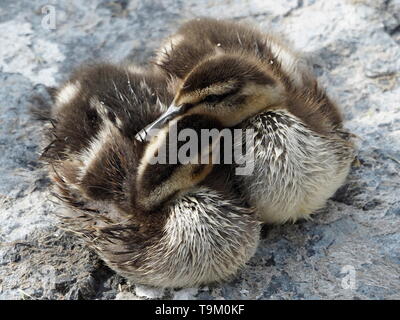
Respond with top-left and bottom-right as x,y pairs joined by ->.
1,0 -> 400,300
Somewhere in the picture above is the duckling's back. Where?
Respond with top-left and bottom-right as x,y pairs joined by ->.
155,18 -> 312,87
41,63 -> 172,205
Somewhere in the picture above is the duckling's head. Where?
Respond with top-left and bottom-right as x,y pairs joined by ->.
135,114 -> 223,212
141,54 -> 285,136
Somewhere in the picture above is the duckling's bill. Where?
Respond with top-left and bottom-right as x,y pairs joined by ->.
135,104 -> 184,141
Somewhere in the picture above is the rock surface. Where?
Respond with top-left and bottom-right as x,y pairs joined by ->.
1,0 -> 400,300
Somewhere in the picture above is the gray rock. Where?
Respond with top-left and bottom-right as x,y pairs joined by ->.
1,0 -> 399,299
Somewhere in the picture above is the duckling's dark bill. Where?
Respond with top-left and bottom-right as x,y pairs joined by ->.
135,104 -> 183,141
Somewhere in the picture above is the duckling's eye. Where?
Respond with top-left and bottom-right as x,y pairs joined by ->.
181,103 -> 193,111
203,94 -> 220,104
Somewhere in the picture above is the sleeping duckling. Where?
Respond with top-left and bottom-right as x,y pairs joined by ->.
41,63 -> 260,288
141,18 -> 355,224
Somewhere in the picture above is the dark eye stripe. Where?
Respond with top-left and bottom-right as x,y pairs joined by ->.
203,94 -> 219,103
200,87 -> 241,105
181,103 -> 193,111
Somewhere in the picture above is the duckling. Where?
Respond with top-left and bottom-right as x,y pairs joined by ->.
41,62 -> 260,288
140,18 -> 355,224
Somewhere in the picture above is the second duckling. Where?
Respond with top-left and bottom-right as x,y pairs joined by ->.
142,18 -> 356,224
